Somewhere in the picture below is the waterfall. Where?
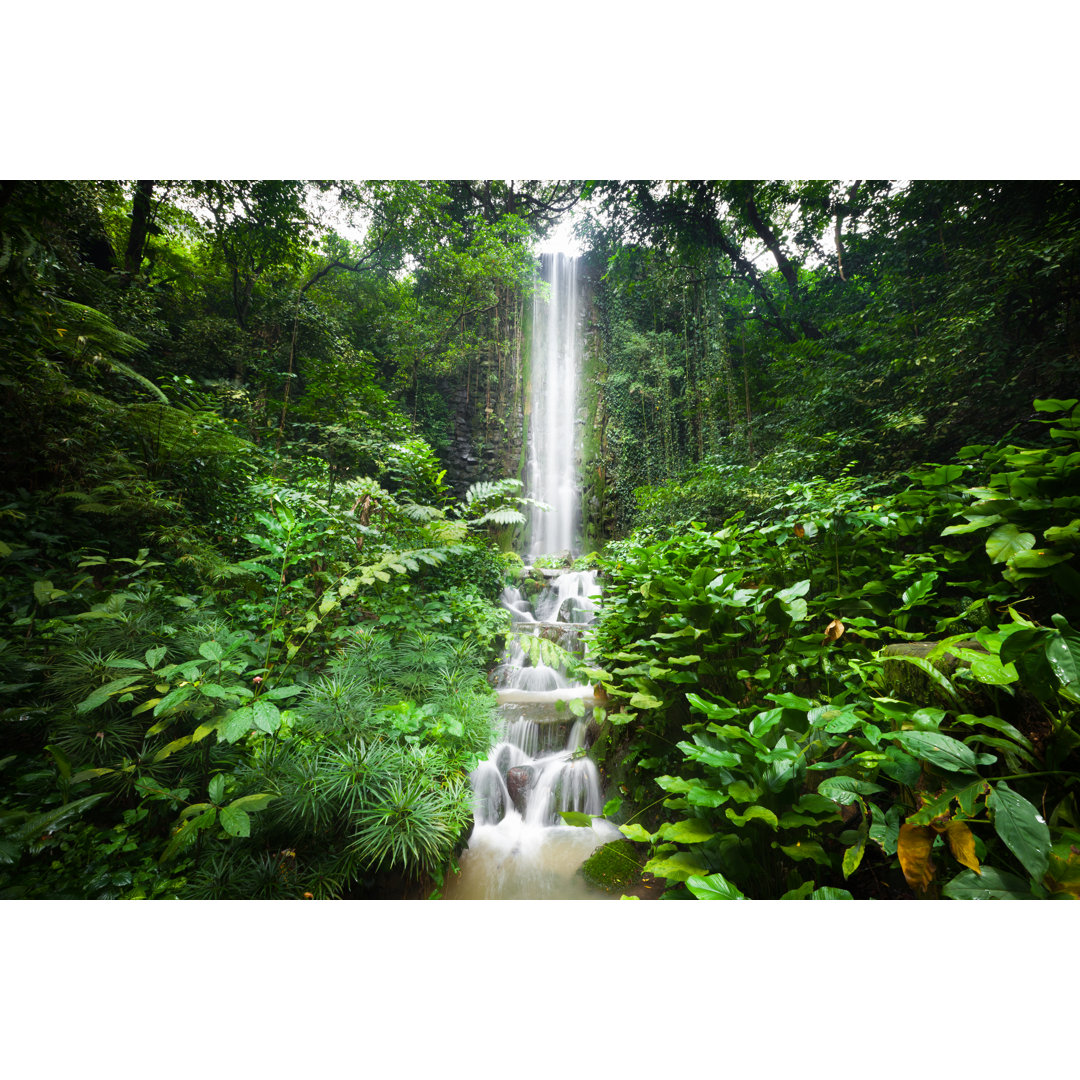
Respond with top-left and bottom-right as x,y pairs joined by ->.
528,252 -> 580,559
446,254 -> 620,900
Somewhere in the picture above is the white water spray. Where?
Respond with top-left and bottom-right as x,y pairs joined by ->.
528,253 -> 580,559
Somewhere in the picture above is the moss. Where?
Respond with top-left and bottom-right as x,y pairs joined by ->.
578,839 -> 646,894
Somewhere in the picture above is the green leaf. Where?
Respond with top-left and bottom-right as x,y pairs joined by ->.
891,730 -> 990,774
259,684 -> 305,701
559,811 -> 592,827
727,780 -> 761,803
659,818 -> 716,843
941,515 -> 1003,536
75,675 -> 145,713
629,691 -> 664,710
198,640 -> 224,662
196,682 -> 236,701
218,804 -> 251,837
775,579 -> 810,603
208,774 -> 225,804
152,736 -> 192,763
144,646 -> 167,671
777,841 -> 832,866
942,867 -> 1036,899
619,823 -> 653,843
677,739 -> 740,769
602,796 -> 623,817
725,805 -> 778,829
817,776 -> 886,804
643,851 -> 708,882
1033,398 -> 1078,413
986,524 -> 1036,564
251,700 -> 282,735
1047,614 -> 1080,689
988,781 -> 1050,882
811,887 -> 854,900
33,579 -> 56,606
228,793 -> 276,813
901,571 -> 938,607
153,685 -> 194,718
842,831 -> 867,879
218,708 -> 254,744
685,872 -> 745,900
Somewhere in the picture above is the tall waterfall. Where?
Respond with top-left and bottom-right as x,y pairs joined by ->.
528,253 -> 580,559
446,253 -> 619,900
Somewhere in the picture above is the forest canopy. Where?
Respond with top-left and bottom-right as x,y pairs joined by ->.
1,179 -> 1078,902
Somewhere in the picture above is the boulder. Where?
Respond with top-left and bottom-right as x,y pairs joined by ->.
505,766 -> 535,815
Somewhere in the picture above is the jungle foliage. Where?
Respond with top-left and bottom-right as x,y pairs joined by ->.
0,179 -> 551,898
2,178 -> 1078,901
585,398 -> 1080,899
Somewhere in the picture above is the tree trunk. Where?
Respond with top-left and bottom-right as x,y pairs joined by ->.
122,181 -> 155,283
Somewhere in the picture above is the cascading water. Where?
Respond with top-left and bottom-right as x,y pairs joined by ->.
527,252 -> 580,559
446,254 -> 621,900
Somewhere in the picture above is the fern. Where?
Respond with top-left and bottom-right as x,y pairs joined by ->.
472,507 -> 526,526
400,502 -> 445,522
510,631 -> 585,679
464,478 -> 523,505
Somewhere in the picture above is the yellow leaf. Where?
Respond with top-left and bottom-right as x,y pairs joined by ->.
898,823 -> 936,891
944,821 -> 981,874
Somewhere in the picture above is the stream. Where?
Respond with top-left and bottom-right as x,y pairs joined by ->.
444,569 -> 621,899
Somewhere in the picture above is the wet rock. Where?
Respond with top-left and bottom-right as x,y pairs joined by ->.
505,766 -> 535,815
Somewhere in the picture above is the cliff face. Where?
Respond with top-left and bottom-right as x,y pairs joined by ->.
436,286 -> 530,503
435,257 -> 617,550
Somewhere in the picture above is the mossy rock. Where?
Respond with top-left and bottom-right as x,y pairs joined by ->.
578,840 -> 645,894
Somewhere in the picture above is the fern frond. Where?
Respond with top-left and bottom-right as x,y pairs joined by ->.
400,502 -> 445,522
472,508 -> 526,526
464,478 -> 522,505
423,519 -> 469,544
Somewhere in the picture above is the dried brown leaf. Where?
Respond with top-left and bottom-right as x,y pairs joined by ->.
822,618 -> 845,645
898,822 -> 936,891
945,820 -> 981,875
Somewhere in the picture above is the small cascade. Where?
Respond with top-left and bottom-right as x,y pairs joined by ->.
446,569 -> 620,900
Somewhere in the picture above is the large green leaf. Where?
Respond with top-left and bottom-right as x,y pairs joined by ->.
685,872 -> 745,900
218,708 -> 254,744
198,640 -> 224,662
218,805 -> 251,837
75,675 -> 145,713
619,823 -> 652,843
643,851 -> 708,882
677,740 -> 740,769
817,776 -> 886,804
559,811 -> 592,827
988,782 -> 1050,882
942,867 -> 1036,899
229,793 -> 276,813
985,524 -> 1036,564
777,841 -> 832,866
251,700 -> 282,735
1047,614 -> 1080,690
890,730 -> 992,774
659,818 -> 717,843
725,805 -> 778,829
